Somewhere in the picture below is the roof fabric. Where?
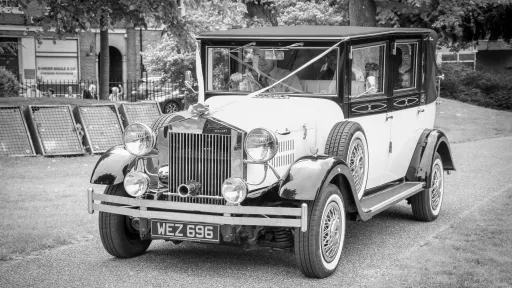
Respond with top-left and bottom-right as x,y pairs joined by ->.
198,26 -> 433,39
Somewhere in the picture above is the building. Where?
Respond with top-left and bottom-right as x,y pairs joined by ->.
0,0 -> 170,96
436,40 -> 512,71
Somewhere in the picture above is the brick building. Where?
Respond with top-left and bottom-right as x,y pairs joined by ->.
0,0 -> 166,94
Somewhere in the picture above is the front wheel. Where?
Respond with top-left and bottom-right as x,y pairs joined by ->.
295,184 -> 346,278
99,184 -> 151,258
411,152 -> 444,221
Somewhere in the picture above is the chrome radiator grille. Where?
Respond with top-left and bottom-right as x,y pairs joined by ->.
168,132 -> 231,204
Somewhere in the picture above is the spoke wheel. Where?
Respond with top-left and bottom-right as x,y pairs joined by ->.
163,101 -> 180,114
295,184 -> 346,278
348,138 -> 366,195
411,152 -> 444,221
325,122 -> 369,199
321,201 -> 342,263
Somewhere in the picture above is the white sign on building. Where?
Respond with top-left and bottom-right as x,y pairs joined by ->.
36,39 -> 79,81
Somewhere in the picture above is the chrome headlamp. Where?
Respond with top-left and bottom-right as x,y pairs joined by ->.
244,128 -> 279,163
222,177 -> 248,204
124,171 -> 150,197
123,123 -> 155,156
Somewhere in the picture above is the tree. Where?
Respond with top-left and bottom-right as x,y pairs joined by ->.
342,0 -> 512,50
14,0 -> 192,99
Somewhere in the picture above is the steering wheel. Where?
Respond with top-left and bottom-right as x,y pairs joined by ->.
225,75 -> 263,92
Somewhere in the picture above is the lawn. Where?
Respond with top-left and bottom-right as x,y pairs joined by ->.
0,155 -> 102,260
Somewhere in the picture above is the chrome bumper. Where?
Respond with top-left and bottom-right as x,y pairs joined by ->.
87,188 -> 308,232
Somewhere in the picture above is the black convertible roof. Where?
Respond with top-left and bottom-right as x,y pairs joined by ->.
197,26 -> 433,40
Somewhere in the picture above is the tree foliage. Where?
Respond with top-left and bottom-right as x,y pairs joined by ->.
375,0 -> 512,50
0,67 -> 21,98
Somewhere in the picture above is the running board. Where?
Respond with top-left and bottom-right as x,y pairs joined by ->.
360,182 -> 424,215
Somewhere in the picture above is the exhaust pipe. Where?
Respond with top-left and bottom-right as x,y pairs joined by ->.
177,180 -> 202,197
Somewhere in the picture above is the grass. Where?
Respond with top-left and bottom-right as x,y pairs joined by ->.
0,155 -> 103,260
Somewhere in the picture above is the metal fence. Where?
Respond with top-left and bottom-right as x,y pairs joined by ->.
18,79 -> 184,103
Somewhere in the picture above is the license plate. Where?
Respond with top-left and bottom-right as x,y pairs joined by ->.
151,220 -> 220,243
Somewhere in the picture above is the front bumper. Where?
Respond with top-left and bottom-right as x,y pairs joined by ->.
87,188 -> 308,232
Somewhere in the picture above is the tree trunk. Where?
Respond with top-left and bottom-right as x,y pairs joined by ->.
99,13 -> 110,100
126,24 -> 137,99
245,1 -> 279,26
349,0 -> 377,26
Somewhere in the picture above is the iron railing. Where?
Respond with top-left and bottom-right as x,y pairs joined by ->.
17,80 -> 185,103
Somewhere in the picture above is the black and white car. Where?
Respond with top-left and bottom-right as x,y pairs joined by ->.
88,26 -> 455,278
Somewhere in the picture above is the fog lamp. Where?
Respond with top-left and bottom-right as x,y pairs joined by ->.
124,171 -> 150,197
222,178 -> 248,204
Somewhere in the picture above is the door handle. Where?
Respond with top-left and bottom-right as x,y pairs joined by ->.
386,113 -> 393,121
417,107 -> 425,113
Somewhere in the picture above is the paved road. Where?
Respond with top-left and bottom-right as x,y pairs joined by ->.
1,136 -> 511,288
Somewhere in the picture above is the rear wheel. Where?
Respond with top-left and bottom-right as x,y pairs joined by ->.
411,152 -> 444,221
295,184 -> 346,278
99,184 -> 151,258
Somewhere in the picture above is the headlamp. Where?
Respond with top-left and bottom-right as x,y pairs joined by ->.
123,123 -> 155,156
244,128 -> 278,163
123,171 -> 150,197
222,178 -> 248,204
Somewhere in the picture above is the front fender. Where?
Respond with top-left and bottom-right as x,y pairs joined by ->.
279,156 -> 357,201
406,129 -> 455,183
90,145 -> 137,185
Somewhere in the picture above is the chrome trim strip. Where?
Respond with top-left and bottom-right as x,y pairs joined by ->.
93,203 -> 302,228
87,188 -> 94,214
89,189 -> 302,216
301,203 -> 308,232
365,183 -> 424,213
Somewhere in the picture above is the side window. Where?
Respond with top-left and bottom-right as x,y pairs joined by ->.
394,42 -> 418,91
207,48 -> 231,91
351,44 -> 386,98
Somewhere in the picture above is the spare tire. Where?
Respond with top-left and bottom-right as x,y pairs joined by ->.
150,113 -> 184,131
324,121 -> 369,199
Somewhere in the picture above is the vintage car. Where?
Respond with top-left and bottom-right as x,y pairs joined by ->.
87,26 -> 455,278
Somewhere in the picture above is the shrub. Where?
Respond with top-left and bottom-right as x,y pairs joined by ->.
440,63 -> 512,111
0,67 -> 20,97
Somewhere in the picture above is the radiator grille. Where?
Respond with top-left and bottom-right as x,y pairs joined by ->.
28,105 -> 84,156
168,132 -> 231,205
77,105 -> 123,153
0,106 -> 35,156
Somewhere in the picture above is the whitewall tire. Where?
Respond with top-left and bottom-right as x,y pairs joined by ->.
295,184 -> 346,278
325,122 -> 369,199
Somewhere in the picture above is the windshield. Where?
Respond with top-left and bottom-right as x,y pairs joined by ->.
206,45 -> 339,96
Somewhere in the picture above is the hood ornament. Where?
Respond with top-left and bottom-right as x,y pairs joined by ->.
189,103 -> 210,119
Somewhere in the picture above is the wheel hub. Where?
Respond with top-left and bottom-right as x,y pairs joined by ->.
321,202 -> 342,263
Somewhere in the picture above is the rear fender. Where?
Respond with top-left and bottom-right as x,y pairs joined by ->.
90,145 -> 137,185
406,129 -> 455,183
279,156 -> 361,213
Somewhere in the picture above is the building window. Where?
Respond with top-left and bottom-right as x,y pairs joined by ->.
440,52 -> 476,70
0,0 -> 23,13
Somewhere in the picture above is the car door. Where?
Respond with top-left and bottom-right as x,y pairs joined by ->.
387,39 -> 425,179
348,41 -> 394,190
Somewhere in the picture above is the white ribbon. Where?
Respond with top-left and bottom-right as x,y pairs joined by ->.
195,40 -> 205,103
